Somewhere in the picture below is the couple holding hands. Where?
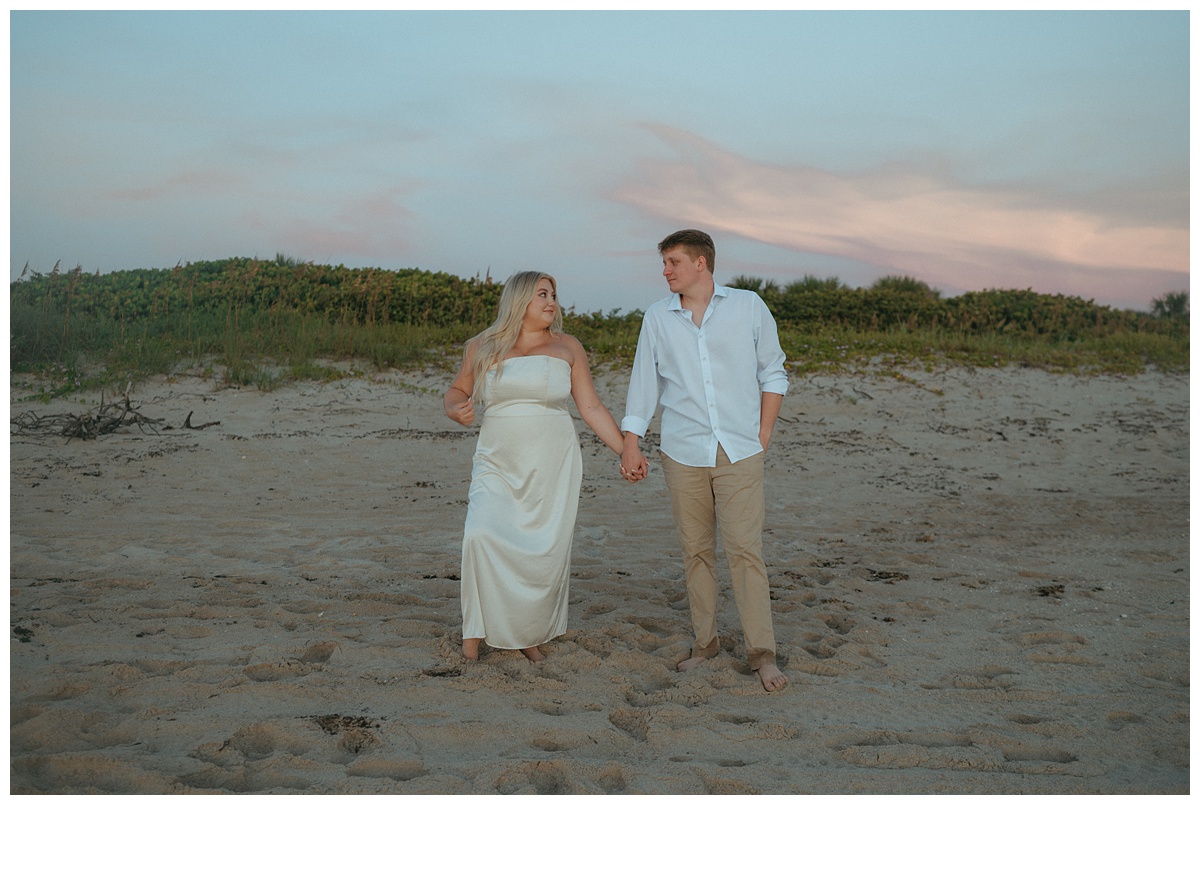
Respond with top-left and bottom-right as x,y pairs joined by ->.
443,230 -> 788,692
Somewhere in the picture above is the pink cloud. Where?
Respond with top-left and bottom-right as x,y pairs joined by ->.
612,124 -> 1188,301
271,186 -> 417,263
107,168 -> 244,202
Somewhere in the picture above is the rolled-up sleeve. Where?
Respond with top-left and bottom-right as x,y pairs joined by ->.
621,316 -> 659,438
755,299 -> 789,396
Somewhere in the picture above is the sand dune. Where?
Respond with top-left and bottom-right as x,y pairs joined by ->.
9,363 -> 1189,794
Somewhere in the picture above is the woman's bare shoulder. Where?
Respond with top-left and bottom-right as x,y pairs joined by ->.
557,332 -> 586,352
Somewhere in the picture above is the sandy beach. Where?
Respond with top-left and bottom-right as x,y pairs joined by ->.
8,362 -> 1189,795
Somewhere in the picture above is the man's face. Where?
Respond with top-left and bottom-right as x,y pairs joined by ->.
661,246 -> 706,296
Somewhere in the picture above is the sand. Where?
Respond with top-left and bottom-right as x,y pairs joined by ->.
8,362 -> 1189,796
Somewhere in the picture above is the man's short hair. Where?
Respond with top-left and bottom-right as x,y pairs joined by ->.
658,229 -> 716,274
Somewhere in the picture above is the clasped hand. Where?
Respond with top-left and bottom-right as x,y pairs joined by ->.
619,450 -> 649,483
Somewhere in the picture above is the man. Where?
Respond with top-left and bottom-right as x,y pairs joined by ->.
620,229 -> 789,692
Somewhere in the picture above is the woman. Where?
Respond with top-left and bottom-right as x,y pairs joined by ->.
444,271 -> 625,662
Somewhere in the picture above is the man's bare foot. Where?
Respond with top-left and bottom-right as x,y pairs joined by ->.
756,662 -> 788,692
521,646 -> 545,662
676,654 -> 709,673
462,638 -> 480,661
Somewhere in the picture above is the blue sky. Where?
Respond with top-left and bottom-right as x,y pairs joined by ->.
8,8 -> 1190,313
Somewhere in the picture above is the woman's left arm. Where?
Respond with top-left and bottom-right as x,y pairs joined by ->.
567,337 -> 624,455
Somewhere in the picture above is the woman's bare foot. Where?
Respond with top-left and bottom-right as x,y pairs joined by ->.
756,662 -> 788,692
462,638 -> 481,661
521,645 -> 546,662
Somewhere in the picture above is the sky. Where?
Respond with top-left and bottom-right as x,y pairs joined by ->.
7,8 -> 1191,314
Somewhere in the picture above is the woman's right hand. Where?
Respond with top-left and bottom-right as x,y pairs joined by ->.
446,397 -> 474,426
444,341 -> 478,426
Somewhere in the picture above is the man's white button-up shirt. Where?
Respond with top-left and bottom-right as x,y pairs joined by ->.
621,284 -> 789,467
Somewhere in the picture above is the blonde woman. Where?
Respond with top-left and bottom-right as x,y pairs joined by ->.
444,271 -> 630,662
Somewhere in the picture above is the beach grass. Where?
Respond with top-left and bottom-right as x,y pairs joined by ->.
9,260 -> 1188,399
774,326 -> 1188,376
10,294 -> 475,400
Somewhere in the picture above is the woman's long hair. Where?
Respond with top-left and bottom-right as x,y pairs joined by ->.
469,271 -> 560,405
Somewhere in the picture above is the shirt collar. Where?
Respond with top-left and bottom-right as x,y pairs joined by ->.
668,282 -> 727,313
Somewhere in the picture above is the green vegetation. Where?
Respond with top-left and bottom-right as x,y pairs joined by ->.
10,257 -> 496,399
730,274 -> 1187,375
9,258 -> 1188,400
1151,290 -> 1190,324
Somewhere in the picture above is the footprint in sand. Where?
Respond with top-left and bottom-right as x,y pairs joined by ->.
494,760 -> 574,795
530,730 -> 585,753
801,631 -> 846,660
346,758 -> 425,782
609,708 -> 650,742
595,763 -> 627,794
242,660 -> 316,681
701,772 -> 761,794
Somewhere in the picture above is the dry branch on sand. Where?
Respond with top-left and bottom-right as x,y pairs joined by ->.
11,386 -> 167,441
184,411 -> 220,430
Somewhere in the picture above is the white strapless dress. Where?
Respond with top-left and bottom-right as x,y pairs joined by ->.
460,355 -> 582,648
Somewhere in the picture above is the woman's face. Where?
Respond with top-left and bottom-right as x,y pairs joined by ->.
523,278 -> 558,329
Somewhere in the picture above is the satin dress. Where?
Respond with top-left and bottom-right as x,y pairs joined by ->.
460,355 -> 582,649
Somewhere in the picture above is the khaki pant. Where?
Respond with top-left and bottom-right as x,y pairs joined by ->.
660,446 -> 776,671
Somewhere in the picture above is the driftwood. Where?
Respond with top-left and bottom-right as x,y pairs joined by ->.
11,386 -> 166,441
184,411 -> 220,430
